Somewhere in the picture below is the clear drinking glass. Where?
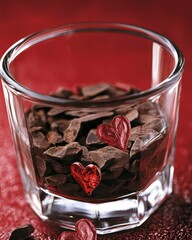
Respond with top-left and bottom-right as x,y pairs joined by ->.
0,23 -> 184,234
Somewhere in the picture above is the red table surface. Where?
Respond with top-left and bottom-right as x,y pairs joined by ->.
0,1 -> 191,239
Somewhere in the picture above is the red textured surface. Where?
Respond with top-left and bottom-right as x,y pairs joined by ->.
0,1 -> 192,239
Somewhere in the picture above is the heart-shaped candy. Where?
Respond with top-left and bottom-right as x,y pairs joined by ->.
58,219 -> 97,240
71,162 -> 101,195
96,115 -> 131,151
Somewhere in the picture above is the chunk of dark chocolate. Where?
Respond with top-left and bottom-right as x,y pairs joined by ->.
63,119 -> 81,143
9,224 -> 34,240
46,130 -> 63,145
44,142 -> 83,162
79,83 -> 111,98
50,87 -> 73,98
45,174 -> 67,186
125,109 -> 139,122
47,108 -> 67,116
79,112 -> 114,123
86,146 -> 129,170
130,127 -> 159,142
86,129 -> 101,145
32,131 -> 50,150
137,102 -> 162,116
51,119 -> 69,133
130,131 -> 163,157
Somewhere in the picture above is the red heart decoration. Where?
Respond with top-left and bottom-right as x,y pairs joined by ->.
96,115 -> 131,151
71,162 -> 101,195
58,219 -> 97,240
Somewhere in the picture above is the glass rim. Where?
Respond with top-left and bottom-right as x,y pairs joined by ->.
0,22 -> 184,107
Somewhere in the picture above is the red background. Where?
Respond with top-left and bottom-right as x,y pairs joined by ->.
0,1 -> 191,239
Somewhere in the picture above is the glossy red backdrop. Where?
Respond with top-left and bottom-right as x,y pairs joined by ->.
0,1 -> 191,239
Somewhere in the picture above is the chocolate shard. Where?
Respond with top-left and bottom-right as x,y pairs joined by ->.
44,142 -> 83,162
45,174 -> 67,186
137,102 -> 162,116
139,114 -> 158,124
64,110 -> 87,117
50,87 -> 73,98
86,146 -> 129,170
104,85 -> 127,98
130,131 -> 163,157
35,156 -> 52,177
63,119 -> 81,143
90,95 -> 110,101
47,158 -> 70,174
144,118 -> 167,132
115,104 -> 135,115
31,131 -> 50,150
115,82 -> 133,91
125,109 -> 139,122
86,129 -> 101,145
57,182 -> 82,195
69,94 -> 87,100
130,126 -> 159,142
51,119 -> 69,133
46,130 -> 63,145
47,108 -> 67,116
27,111 -> 44,130
29,126 -> 43,132
9,224 -> 34,240
79,111 -> 114,123
79,83 -> 111,98
102,168 -> 124,180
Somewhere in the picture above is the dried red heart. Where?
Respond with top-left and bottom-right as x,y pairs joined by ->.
96,115 -> 131,151
76,219 -> 97,240
58,219 -> 97,240
58,231 -> 80,240
71,162 -> 101,195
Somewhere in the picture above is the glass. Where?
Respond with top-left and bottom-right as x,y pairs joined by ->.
0,23 -> 184,234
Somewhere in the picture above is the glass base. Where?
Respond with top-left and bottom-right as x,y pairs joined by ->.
24,164 -> 173,234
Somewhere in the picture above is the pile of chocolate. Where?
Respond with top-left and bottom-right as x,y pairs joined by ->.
26,83 -> 168,200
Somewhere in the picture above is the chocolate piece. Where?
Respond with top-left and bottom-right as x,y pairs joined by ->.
35,109 -> 47,124
144,118 -> 167,132
63,119 -> 81,143
9,224 -> 34,240
50,87 -> 73,98
86,129 -> 101,145
27,111 -> 44,131
32,131 -> 50,150
125,109 -> 139,122
130,127 -> 159,142
91,95 -> 110,101
102,168 -> 124,180
115,105 -> 135,115
69,94 -> 87,100
64,110 -> 87,117
29,126 -> 43,132
35,156 -> 49,177
47,108 -> 67,116
86,146 -> 129,170
51,119 -> 69,133
104,85 -> 127,98
44,142 -> 83,162
115,82 -> 133,91
137,102 -> 162,116
130,132 -> 163,157
46,130 -> 63,145
79,83 -> 110,98
45,174 -> 67,186
139,114 -> 158,124
79,112 -> 114,123
48,159 -> 70,174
